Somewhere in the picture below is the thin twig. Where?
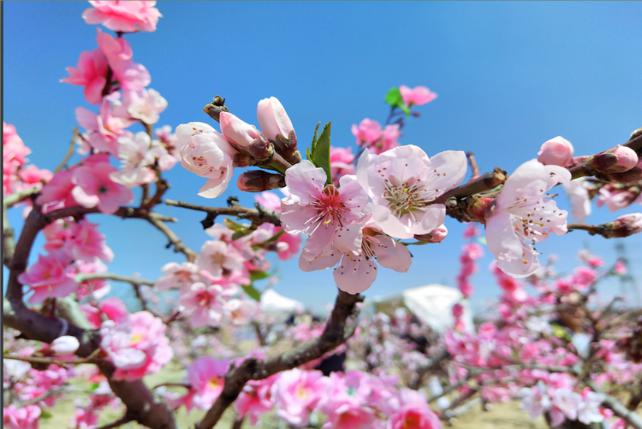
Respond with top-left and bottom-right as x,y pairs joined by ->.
145,215 -> 197,262
54,128 -> 79,173
77,273 -> 155,287
165,199 -> 281,226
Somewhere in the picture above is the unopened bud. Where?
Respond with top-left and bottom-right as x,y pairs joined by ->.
51,335 -> 79,355
233,153 -> 255,168
274,131 -> 300,164
608,213 -> 642,238
238,170 -> 285,192
247,137 -> 274,162
606,159 -> 642,184
203,96 -> 229,122
590,145 -> 639,174
537,136 -> 574,167
414,224 -> 448,243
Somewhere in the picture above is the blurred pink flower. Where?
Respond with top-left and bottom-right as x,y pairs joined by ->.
399,85 -> 438,107
62,49 -> 108,104
100,311 -> 172,380
330,146 -> 355,184
3,404 -> 40,429
83,1 -> 161,33
181,357 -> 229,410
18,250 -> 77,304
71,155 -> 133,214
272,369 -> 327,427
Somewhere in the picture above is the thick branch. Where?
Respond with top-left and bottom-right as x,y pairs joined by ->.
196,291 -> 363,429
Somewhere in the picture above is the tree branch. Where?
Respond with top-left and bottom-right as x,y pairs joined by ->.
165,198 -> 281,227
196,291 -> 363,429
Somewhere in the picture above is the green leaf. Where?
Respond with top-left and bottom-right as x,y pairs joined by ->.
250,270 -> 271,281
385,87 -> 403,106
308,122 -> 332,184
242,284 -> 262,301
385,86 -> 410,116
41,410 -> 53,419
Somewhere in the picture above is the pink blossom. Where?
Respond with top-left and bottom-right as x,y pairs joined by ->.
73,259 -> 110,299
36,169 -> 77,213
399,85 -> 438,107
275,228 -> 302,260
613,260 -> 627,275
100,311 -> 172,380
179,280 -> 236,328
96,30 -> 150,92
83,297 -> 128,328
357,145 -> 467,239
17,165 -> 52,190
236,376 -> 278,424
125,88 -> 167,124
111,132 -> 157,186
486,160 -> 570,277
352,118 -> 382,146
219,111 -> 262,151
3,404 -> 40,429
272,369 -> 327,427
3,122 -> 31,194
176,122 -> 235,198
388,390 -> 441,429
83,1 -> 161,33
75,95 -> 133,154
330,146 -> 355,184
44,218 -> 113,262
62,49 -> 108,104
71,155 -> 133,214
181,357 -> 229,410
537,136 -> 574,167
71,408 -> 98,429
564,179 -> 591,223
18,250 -> 77,303
318,372 -> 379,429
196,240 -> 246,279
308,225 -> 412,295
257,96 -> 295,141
255,191 -> 282,213
155,262 -> 203,291
281,160 -> 371,271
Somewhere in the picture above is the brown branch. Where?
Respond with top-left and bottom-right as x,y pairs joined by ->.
434,167 -> 507,205
145,214 -> 197,262
165,198 -> 281,227
77,273 -> 155,287
54,128 -> 79,173
196,291 -> 363,429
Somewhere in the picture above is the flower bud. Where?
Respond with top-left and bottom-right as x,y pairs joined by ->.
247,137 -> 274,162
590,145 -> 639,174
219,112 -> 261,151
414,224 -> 448,243
606,159 -> 642,184
609,213 -> 642,237
237,170 -> 285,192
203,96 -> 228,122
537,136 -> 574,167
257,97 -> 295,142
274,132 -> 301,164
51,335 -> 80,355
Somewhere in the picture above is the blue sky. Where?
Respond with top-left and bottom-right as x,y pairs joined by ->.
5,1 -> 642,312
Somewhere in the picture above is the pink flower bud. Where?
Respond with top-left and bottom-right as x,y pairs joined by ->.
591,145 -> 639,173
613,213 -> 642,236
537,136 -> 574,167
219,111 -> 261,150
414,224 -> 448,243
237,170 -> 285,192
51,335 -> 80,355
257,97 -> 295,142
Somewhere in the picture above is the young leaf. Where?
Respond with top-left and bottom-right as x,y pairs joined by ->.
242,283 -> 262,301
385,86 -> 403,107
308,122 -> 332,184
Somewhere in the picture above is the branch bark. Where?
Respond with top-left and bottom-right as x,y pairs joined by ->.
195,291 -> 363,429
165,199 -> 281,227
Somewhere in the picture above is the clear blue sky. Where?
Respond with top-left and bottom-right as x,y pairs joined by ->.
5,1 -> 642,312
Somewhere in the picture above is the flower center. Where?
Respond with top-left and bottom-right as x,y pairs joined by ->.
130,332 -> 144,345
208,376 -> 222,390
310,185 -> 346,228
383,179 -> 430,217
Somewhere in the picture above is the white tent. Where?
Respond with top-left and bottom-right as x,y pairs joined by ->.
260,289 -> 304,315
401,284 -> 473,333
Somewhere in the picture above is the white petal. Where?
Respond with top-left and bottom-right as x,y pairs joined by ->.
373,235 -> 412,272
333,254 -> 377,294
